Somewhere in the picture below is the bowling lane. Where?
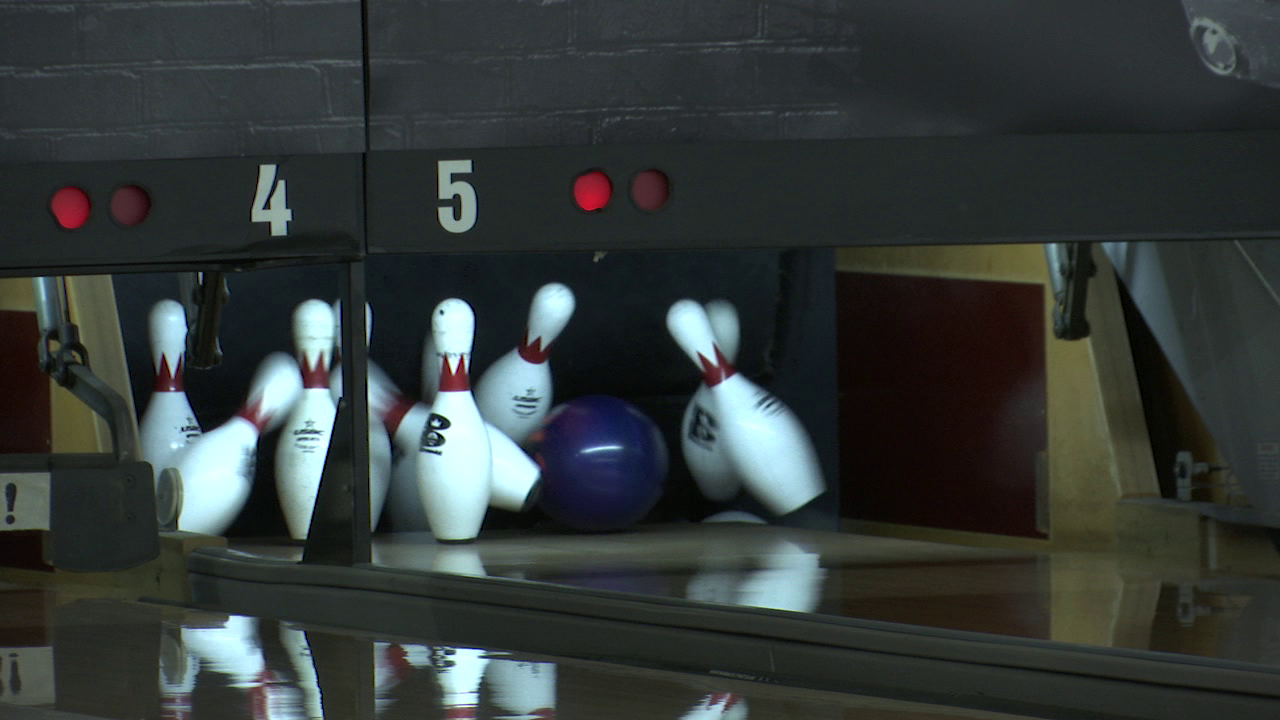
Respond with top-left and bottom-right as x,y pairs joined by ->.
233,521 -> 1280,670
0,583 -> 1053,719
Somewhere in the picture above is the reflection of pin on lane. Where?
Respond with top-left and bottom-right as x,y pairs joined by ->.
486,654 -> 557,720
475,282 -> 576,446
431,646 -> 490,720
279,623 -> 323,720
681,299 -> 741,503
680,692 -> 748,720
667,300 -> 825,516
420,299 -> 491,543
277,300 -> 338,540
140,299 -> 202,484
174,353 -> 302,536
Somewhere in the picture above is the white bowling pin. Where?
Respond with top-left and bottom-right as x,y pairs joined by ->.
181,615 -> 264,689
140,299 -> 202,483
371,359 -> 537,523
375,642 -> 413,718
666,300 -> 824,516
681,693 -> 748,720
276,300 -> 338,540
735,538 -> 825,613
279,623 -> 324,720
329,300 -> 392,531
174,353 -> 302,536
485,655 -> 557,720
419,300 -> 491,542
474,282 -> 575,445
431,646 -> 490,720
681,299 -> 742,502
158,627 -> 198,720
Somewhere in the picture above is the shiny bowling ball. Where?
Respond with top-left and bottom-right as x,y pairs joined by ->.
530,395 -> 668,532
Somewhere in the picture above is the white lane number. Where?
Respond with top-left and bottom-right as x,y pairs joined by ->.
437,160 -> 477,234
251,164 -> 293,236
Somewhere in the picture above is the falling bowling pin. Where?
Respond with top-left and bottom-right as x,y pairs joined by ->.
140,299 -> 202,483
329,300 -> 392,531
681,299 -> 742,502
371,363 -> 538,532
276,300 -> 338,540
474,282 -> 575,445
666,300 -> 824,516
174,353 -> 302,536
418,300 -> 491,542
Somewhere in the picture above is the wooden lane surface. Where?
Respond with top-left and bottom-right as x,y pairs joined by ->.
0,582 -> 1049,719
233,522 -> 1280,669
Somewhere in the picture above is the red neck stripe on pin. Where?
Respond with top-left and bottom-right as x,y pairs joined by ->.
299,354 -> 330,389
444,707 -> 477,719
235,397 -> 270,432
154,355 -> 184,392
517,331 -> 552,363
383,394 -> 415,436
697,345 -> 736,387
438,355 -> 470,392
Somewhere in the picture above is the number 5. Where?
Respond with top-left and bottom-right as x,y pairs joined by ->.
437,160 -> 477,234
251,164 -> 293,236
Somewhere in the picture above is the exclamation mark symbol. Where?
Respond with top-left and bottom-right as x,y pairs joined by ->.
4,483 -> 15,525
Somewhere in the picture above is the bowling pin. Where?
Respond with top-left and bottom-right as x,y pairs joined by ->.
158,626 -> 198,720
276,300 -> 338,540
370,362 -> 539,528
473,282 -> 576,445
419,299 -> 491,542
485,655 -> 556,720
681,299 -> 742,502
174,353 -> 302,536
181,615 -> 264,689
329,300 -> 392,531
430,646 -> 490,720
140,299 -> 202,483
681,693 -> 748,720
279,623 -> 324,720
735,538 -> 825,613
666,300 -> 824,516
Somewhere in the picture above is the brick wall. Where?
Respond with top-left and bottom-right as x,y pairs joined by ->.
367,0 -> 867,150
0,0 -> 364,163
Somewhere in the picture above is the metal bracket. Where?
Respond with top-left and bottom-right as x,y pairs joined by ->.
1045,242 -> 1096,340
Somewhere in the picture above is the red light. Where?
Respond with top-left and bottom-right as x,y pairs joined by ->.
573,170 -> 612,212
631,169 -> 670,212
50,187 -> 91,230
110,185 -> 151,227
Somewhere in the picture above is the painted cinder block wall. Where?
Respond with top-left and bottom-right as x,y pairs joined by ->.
0,0 -> 365,163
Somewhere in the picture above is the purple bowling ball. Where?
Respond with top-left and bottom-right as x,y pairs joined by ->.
531,395 -> 668,532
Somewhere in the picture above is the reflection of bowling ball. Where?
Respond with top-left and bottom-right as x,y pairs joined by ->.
530,395 -> 668,532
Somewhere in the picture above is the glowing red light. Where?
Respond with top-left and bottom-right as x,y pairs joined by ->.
631,169 -> 670,212
573,170 -> 612,212
110,185 -> 151,227
50,186 -> 91,230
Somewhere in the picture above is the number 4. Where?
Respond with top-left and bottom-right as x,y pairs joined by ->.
252,164 -> 293,236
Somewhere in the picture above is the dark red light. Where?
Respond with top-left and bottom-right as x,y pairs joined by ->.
110,185 -> 151,227
50,186 -> 91,230
631,169 -> 670,212
573,170 -> 612,212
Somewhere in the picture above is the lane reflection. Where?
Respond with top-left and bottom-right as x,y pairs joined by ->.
2,588 -> 1076,720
